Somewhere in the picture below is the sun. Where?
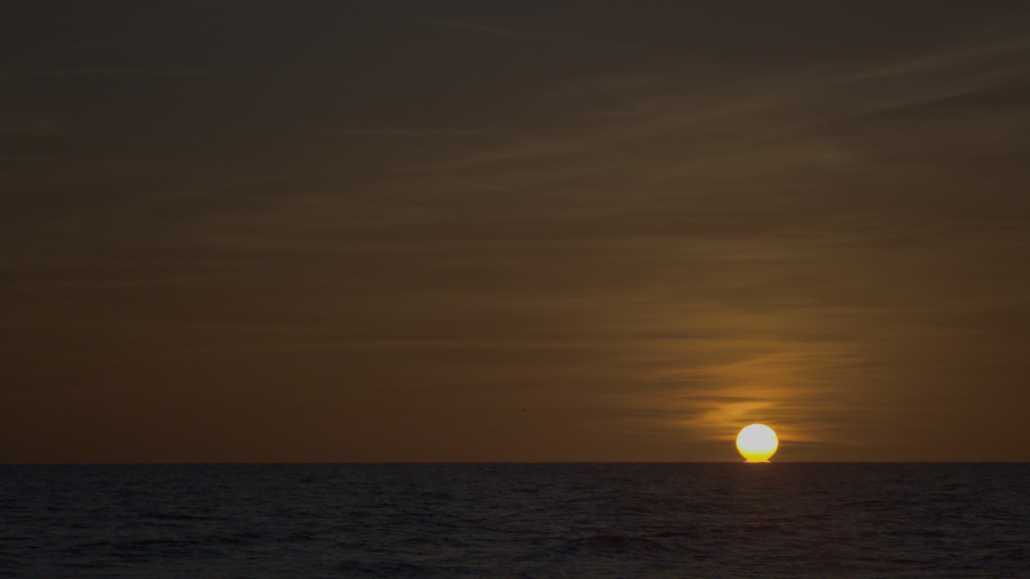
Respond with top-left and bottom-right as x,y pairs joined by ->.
736,424 -> 778,462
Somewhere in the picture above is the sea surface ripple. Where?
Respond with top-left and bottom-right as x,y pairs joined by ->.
1,463 -> 1027,578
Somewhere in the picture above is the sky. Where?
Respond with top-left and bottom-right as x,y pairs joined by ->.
2,1 -> 1029,463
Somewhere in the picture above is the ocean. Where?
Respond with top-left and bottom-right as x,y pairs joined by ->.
1,463 -> 1027,578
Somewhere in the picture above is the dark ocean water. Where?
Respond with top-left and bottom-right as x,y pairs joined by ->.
1,463 -> 1028,578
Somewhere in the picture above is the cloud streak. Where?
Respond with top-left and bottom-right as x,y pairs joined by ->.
425,20 -> 654,52
0,69 -> 223,80
2,2 -> 1029,461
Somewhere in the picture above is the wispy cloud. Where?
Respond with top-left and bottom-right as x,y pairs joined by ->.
0,116 -> 63,136
4,5 -> 1029,460
313,127 -> 493,138
0,68 -> 223,81
425,20 -> 654,52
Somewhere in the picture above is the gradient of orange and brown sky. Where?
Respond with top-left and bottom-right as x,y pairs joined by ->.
2,1 -> 1030,462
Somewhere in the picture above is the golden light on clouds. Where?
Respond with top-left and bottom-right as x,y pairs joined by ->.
736,424 -> 779,462
1,3 -> 1029,463
664,340 -> 846,451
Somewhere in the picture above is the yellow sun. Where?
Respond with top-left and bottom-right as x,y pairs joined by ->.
736,424 -> 778,462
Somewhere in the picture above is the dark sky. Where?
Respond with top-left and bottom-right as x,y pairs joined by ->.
3,1 -> 1030,462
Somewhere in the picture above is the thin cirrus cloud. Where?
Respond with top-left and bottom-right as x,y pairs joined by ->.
269,24 -> 1030,454
422,20 -> 655,52
312,127 -> 494,138
1,2 -> 1029,462
0,69 -> 222,79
